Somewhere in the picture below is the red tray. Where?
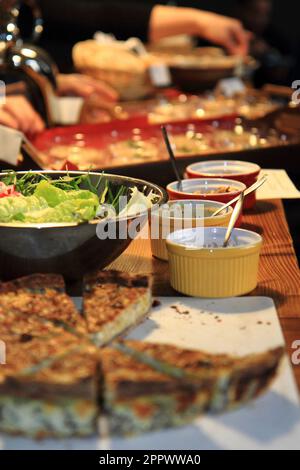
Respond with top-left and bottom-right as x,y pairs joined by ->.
31,115 -> 238,171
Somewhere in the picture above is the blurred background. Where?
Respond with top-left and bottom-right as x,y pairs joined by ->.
140,0 -> 300,48
138,0 -> 300,85
18,0 -> 300,84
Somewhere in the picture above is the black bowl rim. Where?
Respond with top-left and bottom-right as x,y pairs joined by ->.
0,170 -> 168,229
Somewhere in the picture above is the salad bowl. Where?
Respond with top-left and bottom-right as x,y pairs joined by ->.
0,171 -> 167,281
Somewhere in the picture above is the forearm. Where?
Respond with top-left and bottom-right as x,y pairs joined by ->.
149,5 -> 199,43
149,5 -> 249,56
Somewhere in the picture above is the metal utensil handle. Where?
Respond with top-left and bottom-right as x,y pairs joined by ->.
161,125 -> 183,192
223,191 -> 245,248
212,175 -> 268,218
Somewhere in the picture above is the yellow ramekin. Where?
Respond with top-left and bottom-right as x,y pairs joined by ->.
150,200 -> 233,261
166,227 -> 262,298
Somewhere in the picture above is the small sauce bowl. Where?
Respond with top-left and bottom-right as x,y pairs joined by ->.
167,178 -> 246,226
186,160 -> 261,209
166,227 -> 262,298
150,199 -> 233,261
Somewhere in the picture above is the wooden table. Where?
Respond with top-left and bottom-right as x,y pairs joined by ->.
109,199 -> 300,391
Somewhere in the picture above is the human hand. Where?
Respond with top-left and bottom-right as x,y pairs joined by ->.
196,11 -> 251,56
57,74 -> 118,101
150,6 -> 251,56
57,74 -> 118,124
0,96 -> 45,134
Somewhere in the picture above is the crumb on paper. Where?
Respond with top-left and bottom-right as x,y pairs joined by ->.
152,299 -> 161,308
170,304 -> 190,315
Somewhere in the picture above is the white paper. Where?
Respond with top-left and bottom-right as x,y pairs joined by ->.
257,169 -> 300,200
126,297 -> 285,355
2,296 -> 300,450
0,124 -> 23,166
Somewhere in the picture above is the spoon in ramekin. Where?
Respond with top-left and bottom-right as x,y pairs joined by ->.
223,191 -> 245,247
211,174 -> 268,218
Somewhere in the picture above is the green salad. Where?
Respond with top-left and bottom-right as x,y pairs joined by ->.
0,172 -> 155,225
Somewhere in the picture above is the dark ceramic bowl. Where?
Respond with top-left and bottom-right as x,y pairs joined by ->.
0,171 -> 167,281
170,65 -> 235,92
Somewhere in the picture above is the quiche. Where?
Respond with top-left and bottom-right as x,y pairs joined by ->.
0,275 -> 87,336
0,309 -> 69,342
0,273 -> 66,294
0,272 -> 285,439
83,271 -> 152,346
0,336 -> 99,438
100,340 -> 284,436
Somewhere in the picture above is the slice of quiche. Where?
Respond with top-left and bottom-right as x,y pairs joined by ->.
0,273 -> 66,294
83,270 -> 152,346
0,335 -> 99,438
0,307 -> 74,343
0,278 -> 87,336
100,340 -> 284,436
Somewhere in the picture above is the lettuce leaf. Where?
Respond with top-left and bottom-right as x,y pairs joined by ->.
118,187 -> 156,218
0,195 -> 48,223
0,180 -> 156,224
33,181 -> 99,207
22,199 -> 98,224
0,181 -> 99,224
